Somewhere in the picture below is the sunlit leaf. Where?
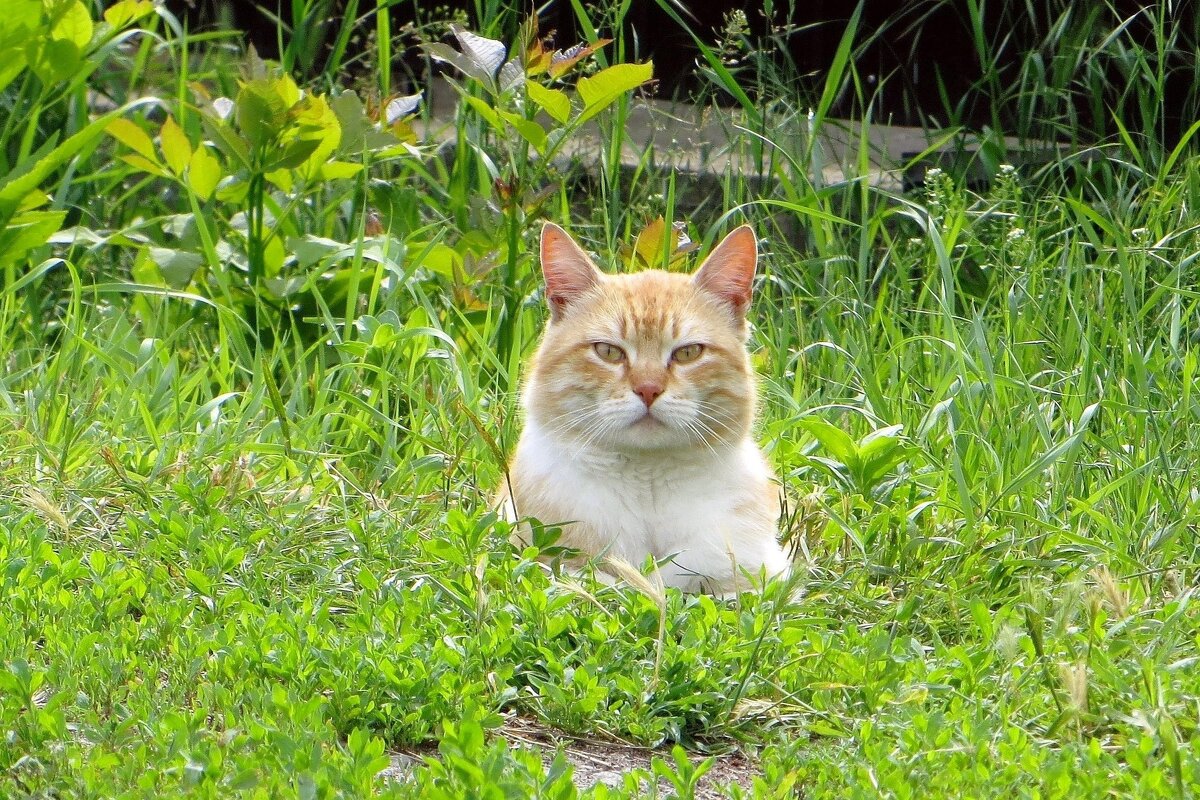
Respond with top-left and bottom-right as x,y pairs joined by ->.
526,82 -> 570,124
0,0 -> 39,93
317,161 -> 363,180
107,118 -> 158,161
51,1 -> 93,49
633,216 -> 668,268
575,61 -> 653,124
415,243 -> 463,278
159,116 -> 192,176
120,154 -> 169,178
797,418 -> 861,473
288,93 -> 342,179
266,137 -> 321,171
186,145 -> 221,201
103,0 -> 155,30
271,73 -> 302,109
236,79 -> 289,148
0,210 -> 65,269
29,38 -> 80,84
499,111 -> 546,153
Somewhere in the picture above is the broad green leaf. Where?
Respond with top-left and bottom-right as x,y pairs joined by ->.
0,0 -> 39,93
265,137 -> 321,171
576,61 -> 653,123
526,82 -> 570,124
184,568 -> 212,595
236,80 -> 289,147
159,116 -> 192,176
107,118 -> 157,161
330,91 -> 399,155
0,210 -> 66,269
858,424 -> 904,463
264,275 -> 307,298
51,1 -> 93,49
0,54 -> 29,96
29,38 -> 80,84
150,247 -> 202,288
271,73 -> 302,108
288,94 -> 341,178
263,235 -> 285,278
415,243 -> 462,278
498,110 -> 546,153
797,417 -> 860,472
186,145 -> 220,200
103,0 -> 155,30
264,168 -> 293,192
317,161 -> 363,181
0,0 -> 39,37
120,154 -> 169,178
289,235 -> 344,268
215,177 -> 249,203
17,190 -> 47,212
201,117 -> 250,169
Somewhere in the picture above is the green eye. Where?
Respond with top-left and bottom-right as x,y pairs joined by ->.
593,342 -> 626,363
672,343 -> 705,364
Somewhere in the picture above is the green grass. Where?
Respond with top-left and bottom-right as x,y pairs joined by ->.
2,1 -> 1200,797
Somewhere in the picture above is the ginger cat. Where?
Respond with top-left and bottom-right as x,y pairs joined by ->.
499,222 -> 791,595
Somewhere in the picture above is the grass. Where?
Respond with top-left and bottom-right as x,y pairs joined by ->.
2,0 -> 1200,797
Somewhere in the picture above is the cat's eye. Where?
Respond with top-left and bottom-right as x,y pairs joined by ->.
672,343 -> 705,364
593,342 -> 626,363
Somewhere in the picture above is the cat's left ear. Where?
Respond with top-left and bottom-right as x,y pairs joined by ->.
692,225 -> 758,316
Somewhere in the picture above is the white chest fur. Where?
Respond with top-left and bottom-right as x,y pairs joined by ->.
508,422 -> 788,592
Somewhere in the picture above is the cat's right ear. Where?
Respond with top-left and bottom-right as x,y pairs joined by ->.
541,222 -> 602,320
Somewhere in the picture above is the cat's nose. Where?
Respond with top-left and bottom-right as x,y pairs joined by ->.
632,381 -> 665,407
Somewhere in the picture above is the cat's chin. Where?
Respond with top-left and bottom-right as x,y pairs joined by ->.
600,419 -> 709,454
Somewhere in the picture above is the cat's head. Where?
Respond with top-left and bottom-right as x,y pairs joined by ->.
524,223 -> 760,453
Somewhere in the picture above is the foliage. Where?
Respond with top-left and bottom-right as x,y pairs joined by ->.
2,0 -> 1200,797
0,0 -> 154,278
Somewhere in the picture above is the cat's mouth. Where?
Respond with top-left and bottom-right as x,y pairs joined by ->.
631,410 -> 665,427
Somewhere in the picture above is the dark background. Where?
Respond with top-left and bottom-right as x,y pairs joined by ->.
170,0 -> 1197,144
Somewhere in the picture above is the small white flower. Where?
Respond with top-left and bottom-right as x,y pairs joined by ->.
1007,227 -> 1026,240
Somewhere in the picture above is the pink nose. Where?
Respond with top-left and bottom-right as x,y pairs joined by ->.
633,382 -> 664,407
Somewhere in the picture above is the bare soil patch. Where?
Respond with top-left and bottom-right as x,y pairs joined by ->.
381,717 -> 759,798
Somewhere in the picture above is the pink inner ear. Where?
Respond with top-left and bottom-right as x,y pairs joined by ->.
541,223 -> 601,319
693,225 -> 757,314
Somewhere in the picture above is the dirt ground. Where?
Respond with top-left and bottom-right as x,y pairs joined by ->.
381,716 -> 760,797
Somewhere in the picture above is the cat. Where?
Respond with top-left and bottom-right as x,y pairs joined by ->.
498,222 -> 791,596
